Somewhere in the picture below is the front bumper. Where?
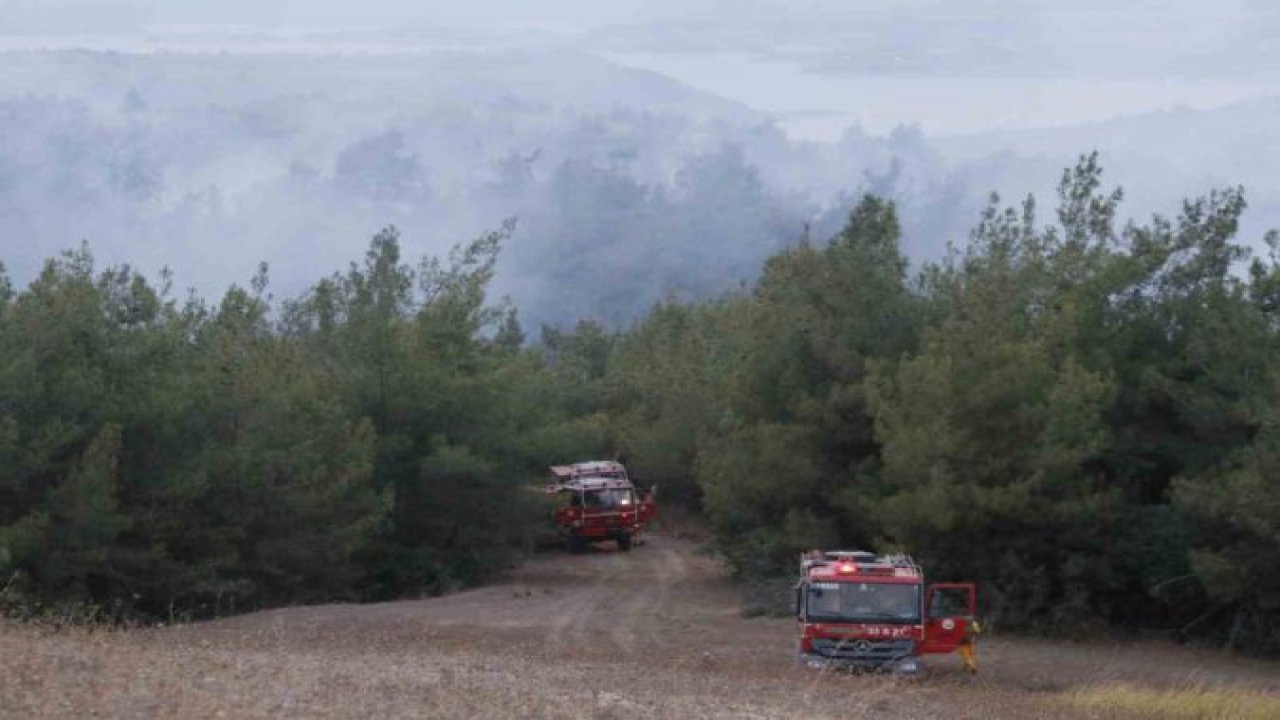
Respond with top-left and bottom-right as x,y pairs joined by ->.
798,652 -> 924,675
569,525 -> 638,539
798,637 -> 923,675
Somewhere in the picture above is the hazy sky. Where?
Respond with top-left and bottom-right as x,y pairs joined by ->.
0,1 -> 656,30
3,1 -> 1271,43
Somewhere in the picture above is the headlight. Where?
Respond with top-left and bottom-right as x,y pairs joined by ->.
941,619 -> 956,631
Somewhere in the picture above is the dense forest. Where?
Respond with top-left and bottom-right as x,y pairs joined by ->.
605,155 -> 1280,653
2,155 -> 1278,654
0,221 -> 609,617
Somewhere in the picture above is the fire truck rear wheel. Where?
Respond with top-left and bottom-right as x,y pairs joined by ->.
565,535 -> 586,553
617,533 -> 633,552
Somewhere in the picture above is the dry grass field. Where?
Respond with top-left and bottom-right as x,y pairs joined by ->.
3,534 -> 1278,719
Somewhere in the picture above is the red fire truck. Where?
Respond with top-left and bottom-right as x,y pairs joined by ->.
794,550 -> 978,675
545,461 -> 656,552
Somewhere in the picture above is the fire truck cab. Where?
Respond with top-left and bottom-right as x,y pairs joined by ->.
546,461 -> 656,552
794,550 -> 977,675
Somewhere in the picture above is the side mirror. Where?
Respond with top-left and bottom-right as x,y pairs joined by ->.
793,584 -> 805,618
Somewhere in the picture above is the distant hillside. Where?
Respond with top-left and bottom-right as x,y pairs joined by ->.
938,94 -> 1280,176
0,49 -> 762,123
3,48 -> 1277,329
0,49 -> 802,329
932,95 -> 1280,249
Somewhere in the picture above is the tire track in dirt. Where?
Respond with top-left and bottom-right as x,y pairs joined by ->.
608,539 -> 689,653
532,536 -> 694,656
542,556 -> 613,649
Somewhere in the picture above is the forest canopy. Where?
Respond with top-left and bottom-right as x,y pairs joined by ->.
2,155 -> 1278,653
601,154 -> 1280,653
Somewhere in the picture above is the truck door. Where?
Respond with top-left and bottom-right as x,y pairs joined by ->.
921,583 -> 976,654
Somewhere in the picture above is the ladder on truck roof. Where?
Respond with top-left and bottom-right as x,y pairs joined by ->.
549,460 -> 628,480
801,549 -> 921,575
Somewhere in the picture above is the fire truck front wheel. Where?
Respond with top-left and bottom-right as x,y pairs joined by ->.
616,533 -> 633,552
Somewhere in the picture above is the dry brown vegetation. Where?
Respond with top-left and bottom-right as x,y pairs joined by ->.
3,534 -> 1278,719
1065,684 -> 1280,720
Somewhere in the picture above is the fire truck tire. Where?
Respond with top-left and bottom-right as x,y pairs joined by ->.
617,533 -> 633,552
565,535 -> 586,554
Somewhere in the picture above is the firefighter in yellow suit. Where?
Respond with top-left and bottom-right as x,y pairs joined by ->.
959,619 -> 981,673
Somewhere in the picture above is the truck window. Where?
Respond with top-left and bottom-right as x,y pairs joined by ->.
806,582 -> 920,622
582,489 -> 634,509
929,587 -> 971,618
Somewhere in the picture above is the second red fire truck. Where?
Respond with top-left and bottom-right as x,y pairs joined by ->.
545,460 -> 656,552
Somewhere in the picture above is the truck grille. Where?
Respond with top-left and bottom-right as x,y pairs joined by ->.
810,637 -> 914,661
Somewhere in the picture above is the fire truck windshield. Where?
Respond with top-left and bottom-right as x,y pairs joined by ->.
572,489 -> 634,509
806,581 -> 920,622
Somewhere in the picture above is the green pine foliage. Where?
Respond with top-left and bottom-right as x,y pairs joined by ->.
601,155 -> 1280,653
3,154 -> 1279,654
0,225 -> 604,619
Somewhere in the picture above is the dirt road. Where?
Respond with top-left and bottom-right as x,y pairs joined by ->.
4,534 -> 1278,718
